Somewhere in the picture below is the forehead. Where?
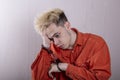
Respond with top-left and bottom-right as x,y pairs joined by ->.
45,24 -> 61,37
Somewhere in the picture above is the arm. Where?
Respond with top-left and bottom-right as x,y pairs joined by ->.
67,42 -> 110,80
58,41 -> 111,80
31,49 -> 53,80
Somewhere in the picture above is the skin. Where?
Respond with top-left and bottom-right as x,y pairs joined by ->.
40,22 -> 77,79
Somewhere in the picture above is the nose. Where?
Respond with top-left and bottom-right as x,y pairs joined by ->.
53,38 -> 60,46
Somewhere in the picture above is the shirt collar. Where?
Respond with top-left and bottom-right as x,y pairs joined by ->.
71,28 -> 83,46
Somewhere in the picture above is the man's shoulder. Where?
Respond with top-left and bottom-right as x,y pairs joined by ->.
89,33 -> 105,42
80,32 -> 106,44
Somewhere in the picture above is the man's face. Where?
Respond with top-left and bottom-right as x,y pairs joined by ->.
43,23 -> 71,49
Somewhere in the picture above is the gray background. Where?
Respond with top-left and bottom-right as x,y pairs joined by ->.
0,0 -> 120,80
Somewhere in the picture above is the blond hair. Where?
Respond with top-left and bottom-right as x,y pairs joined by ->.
34,8 -> 68,33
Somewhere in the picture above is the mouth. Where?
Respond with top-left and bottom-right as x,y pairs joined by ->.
57,44 -> 64,48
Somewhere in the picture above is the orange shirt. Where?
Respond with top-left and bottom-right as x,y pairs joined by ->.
31,28 -> 111,80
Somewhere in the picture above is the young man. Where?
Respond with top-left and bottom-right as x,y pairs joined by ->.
31,8 -> 111,80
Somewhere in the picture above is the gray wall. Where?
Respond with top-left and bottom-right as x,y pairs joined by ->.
0,0 -> 120,80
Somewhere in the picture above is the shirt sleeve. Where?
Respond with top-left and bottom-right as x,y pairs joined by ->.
31,49 -> 53,80
66,39 -> 111,80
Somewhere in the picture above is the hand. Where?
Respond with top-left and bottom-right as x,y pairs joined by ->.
48,63 -> 61,78
48,63 -> 68,78
40,31 -> 50,48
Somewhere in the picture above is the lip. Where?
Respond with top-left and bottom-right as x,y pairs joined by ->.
58,44 -> 64,48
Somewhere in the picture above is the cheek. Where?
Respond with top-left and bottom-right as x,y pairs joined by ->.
61,31 -> 70,44
62,35 -> 70,44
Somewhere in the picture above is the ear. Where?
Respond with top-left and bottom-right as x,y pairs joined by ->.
64,21 -> 71,30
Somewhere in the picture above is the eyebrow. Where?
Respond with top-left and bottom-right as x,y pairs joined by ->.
48,32 -> 58,38
52,32 -> 59,37
46,32 -> 58,41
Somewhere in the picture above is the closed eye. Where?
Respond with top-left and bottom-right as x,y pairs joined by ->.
54,32 -> 61,38
48,32 -> 61,42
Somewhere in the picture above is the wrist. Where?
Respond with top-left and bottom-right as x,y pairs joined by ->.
57,63 -> 63,72
57,63 -> 68,71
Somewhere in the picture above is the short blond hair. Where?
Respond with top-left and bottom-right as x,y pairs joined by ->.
34,8 -> 68,33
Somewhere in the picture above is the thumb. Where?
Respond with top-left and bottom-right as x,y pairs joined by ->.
48,70 -> 54,79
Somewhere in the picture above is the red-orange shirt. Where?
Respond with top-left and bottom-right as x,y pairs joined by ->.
31,28 -> 111,80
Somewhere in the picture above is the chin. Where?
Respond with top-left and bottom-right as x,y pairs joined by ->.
62,47 -> 66,49
62,46 -> 68,49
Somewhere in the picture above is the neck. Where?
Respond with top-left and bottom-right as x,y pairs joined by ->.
69,30 -> 77,49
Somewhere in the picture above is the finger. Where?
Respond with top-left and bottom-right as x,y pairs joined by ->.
48,70 -> 54,78
53,77 -> 56,80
